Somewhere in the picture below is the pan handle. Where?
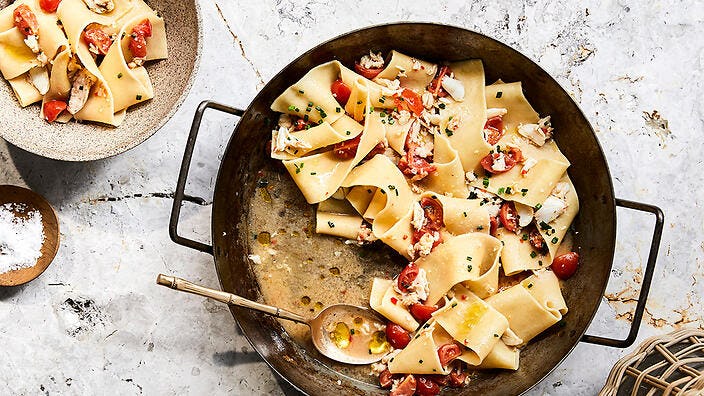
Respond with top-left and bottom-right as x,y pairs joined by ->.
580,198 -> 664,348
169,101 -> 245,255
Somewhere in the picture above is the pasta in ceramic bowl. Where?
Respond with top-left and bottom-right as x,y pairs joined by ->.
0,0 -> 199,160
261,50 -> 581,395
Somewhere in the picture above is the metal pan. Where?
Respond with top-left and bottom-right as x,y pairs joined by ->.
168,23 -> 664,395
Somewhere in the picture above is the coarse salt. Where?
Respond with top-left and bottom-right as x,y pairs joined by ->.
0,203 -> 44,274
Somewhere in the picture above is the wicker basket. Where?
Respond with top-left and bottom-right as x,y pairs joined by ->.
600,328 -> 704,395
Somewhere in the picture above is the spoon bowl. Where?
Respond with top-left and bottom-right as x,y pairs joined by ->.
156,274 -> 388,365
0,185 -> 60,286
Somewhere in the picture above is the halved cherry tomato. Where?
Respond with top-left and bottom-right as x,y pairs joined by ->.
428,374 -> 449,386
13,5 -> 38,36
449,364 -> 468,387
437,343 -> 462,367
529,227 -> 548,255
390,374 -> 416,396
499,202 -> 519,232
484,115 -> 505,145
332,134 -> 361,159
379,369 -> 395,389
507,146 -> 524,162
39,0 -> 62,13
43,100 -> 67,123
385,322 -> 411,349
394,89 -> 424,116
480,147 -> 524,175
354,61 -> 383,80
132,19 -> 152,37
365,142 -> 386,160
83,24 -> 113,55
416,376 -> 441,396
330,79 -> 351,106
552,252 -> 579,280
397,263 -> 419,293
397,150 -> 435,180
293,118 -> 307,131
428,65 -> 450,97
409,303 -> 438,323
412,197 -> 444,246
489,216 -> 499,237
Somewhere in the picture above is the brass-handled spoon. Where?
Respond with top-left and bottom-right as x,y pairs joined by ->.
156,274 -> 388,365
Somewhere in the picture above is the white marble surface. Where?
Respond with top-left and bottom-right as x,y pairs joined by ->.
1,0 -> 703,394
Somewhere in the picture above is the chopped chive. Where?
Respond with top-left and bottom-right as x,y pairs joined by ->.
308,102 -> 313,106
494,334 -> 499,337
505,187 -> 512,194
117,73 -> 123,79
496,91 -> 503,98
336,107 -> 341,113
463,212 -> 467,217
530,251 -> 537,258
445,128 -> 453,137
310,172 -> 317,175
467,264 -> 473,272
535,203 -> 543,210
522,233 -> 528,241
483,177 -> 490,188
299,89 -> 305,94
419,360 -> 423,364
527,283 -> 534,288
136,95 -> 142,100
476,225 -> 484,230
356,100 -> 362,105
551,237 -> 559,244
287,105 -> 296,111
327,221 -> 335,228
521,188 -> 528,196
303,114 -> 309,121
438,103 -> 446,109
466,256 -> 472,261
451,302 -> 458,308
497,187 -> 505,195
539,221 -> 551,230
345,130 -> 351,135
468,191 -> 478,199
350,329 -> 355,335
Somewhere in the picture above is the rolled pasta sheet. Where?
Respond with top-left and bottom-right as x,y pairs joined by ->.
384,114 -> 412,155
0,28 -> 40,79
272,61 -> 357,125
496,227 -> 548,275
433,285 -> 508,365
464,340 -> 520,370
416,233 -> 502,305
315,212 -> 363,240
420,133 -> 469,198
387,321 -> 452,375
369,278 -> 418,332
272,117 -> 362,160
40,48 -> 73,122
374,50 -> 438,92
362,188 -> 386,221
485,270 -> 566,345
437,60 -> 490,173
282,99 -> 385,204
432,193 -> 489,236
345,186 -> 376,216
538,174 -> 579,262
8,73 -> 42,106
376,208 -> 414,259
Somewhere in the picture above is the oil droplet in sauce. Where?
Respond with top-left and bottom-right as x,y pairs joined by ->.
300,296 -> 311,305
305,258 -> 314,265
291,231 -> 300,238
368,331 -> 390,354
353,317 -> 364,326
329,322 -> 351,349
313,302 -> 324,311
329,267 -> 341,276
258,187 -> 272,203
257,231 -> 271,245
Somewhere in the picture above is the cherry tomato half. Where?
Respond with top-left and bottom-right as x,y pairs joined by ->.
390,374 -> 416,396
489,216 -> 499,237
332,134 -> 361,160
397,263 -> 419,293
449,364 -> 468,387
132,19 -> 152,37
529,227 -> 548,255
416,376 -> 441,396
385,322 -> 411,349
379,369 -> 395,389
354,61 -> 383,80
330,79 -> 351,106
83,24 -> 113,55
13,5 -> 38,36
409,304 -> 438,323
420,197 -> 443,232
552,252 -> 579,280
43,100 -> 67,123
484,115 -> 505,145
394,89 -> 424,116
39,0 -> 62,13
428,65 -> 450,96
437,343 -> 462,367
499,202 -> 519,232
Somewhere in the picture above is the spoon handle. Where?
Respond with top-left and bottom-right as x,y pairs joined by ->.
156,274 -> 308,325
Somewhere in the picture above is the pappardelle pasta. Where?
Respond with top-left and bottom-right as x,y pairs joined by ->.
0,0 -> 167,125
268,50 -> 580,395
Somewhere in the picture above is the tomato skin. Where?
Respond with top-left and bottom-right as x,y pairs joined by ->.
409,303 -> 438,323
449,365 -> 468,387
332,134 -> 361,159
507,146 -> 524,162
132,19 -> 152,37
83,24 -> 113,55
499,202 -> 519,232
529,227 -> 548,255
397,263 -> 419,293
394,89 -> 424,116
43,100 -> 67,123
39,0 -> 62,13
416,376 -> 441,396
354,61 -> 383,79
390,375 -> 416,396
365,142 -> 386,160
293,118 -> 307,131
484,115 -> 505,145
397,150 -> 435,180
13,5 -> 38,36
330,79 -> 351,106
428,65 -> 450,96
379,369 -> 395,389
428,374 -> 449,386
411,197 -> 444,246
552,252 -> 579,279
437,343 -> 462,367
386,322 -> 411,349
129,19 -> 152,58
489,216 -> 499,237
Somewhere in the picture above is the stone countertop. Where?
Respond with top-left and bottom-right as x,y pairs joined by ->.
1,0 -> 702,395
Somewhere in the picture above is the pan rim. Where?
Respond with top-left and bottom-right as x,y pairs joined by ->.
212,21 -> 617,396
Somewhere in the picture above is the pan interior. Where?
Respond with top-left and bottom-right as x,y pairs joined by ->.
212,23 -> 616,395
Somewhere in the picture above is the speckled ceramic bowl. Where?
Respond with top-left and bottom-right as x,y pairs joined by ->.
0,0 -> 201,161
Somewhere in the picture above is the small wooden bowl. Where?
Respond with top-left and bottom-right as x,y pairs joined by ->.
0,185 -> 60,286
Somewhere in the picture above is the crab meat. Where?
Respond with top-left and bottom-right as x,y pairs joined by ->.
486,108 -> 508,118
28,66 -> 49,95
23,34 -> 40,53
551,181 -> 571,199
441,75 -> 465,101
83,0 -> 115,14
534,196 -> 567,225
271,125 -> 311,156
521,157 -> 538,176
411,201 -> 425,231
67,69 -> 97,114
514,202 -> 534,228
360,51 -> 384,70
518,123 -> 547,146
399,268 -> 430,306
